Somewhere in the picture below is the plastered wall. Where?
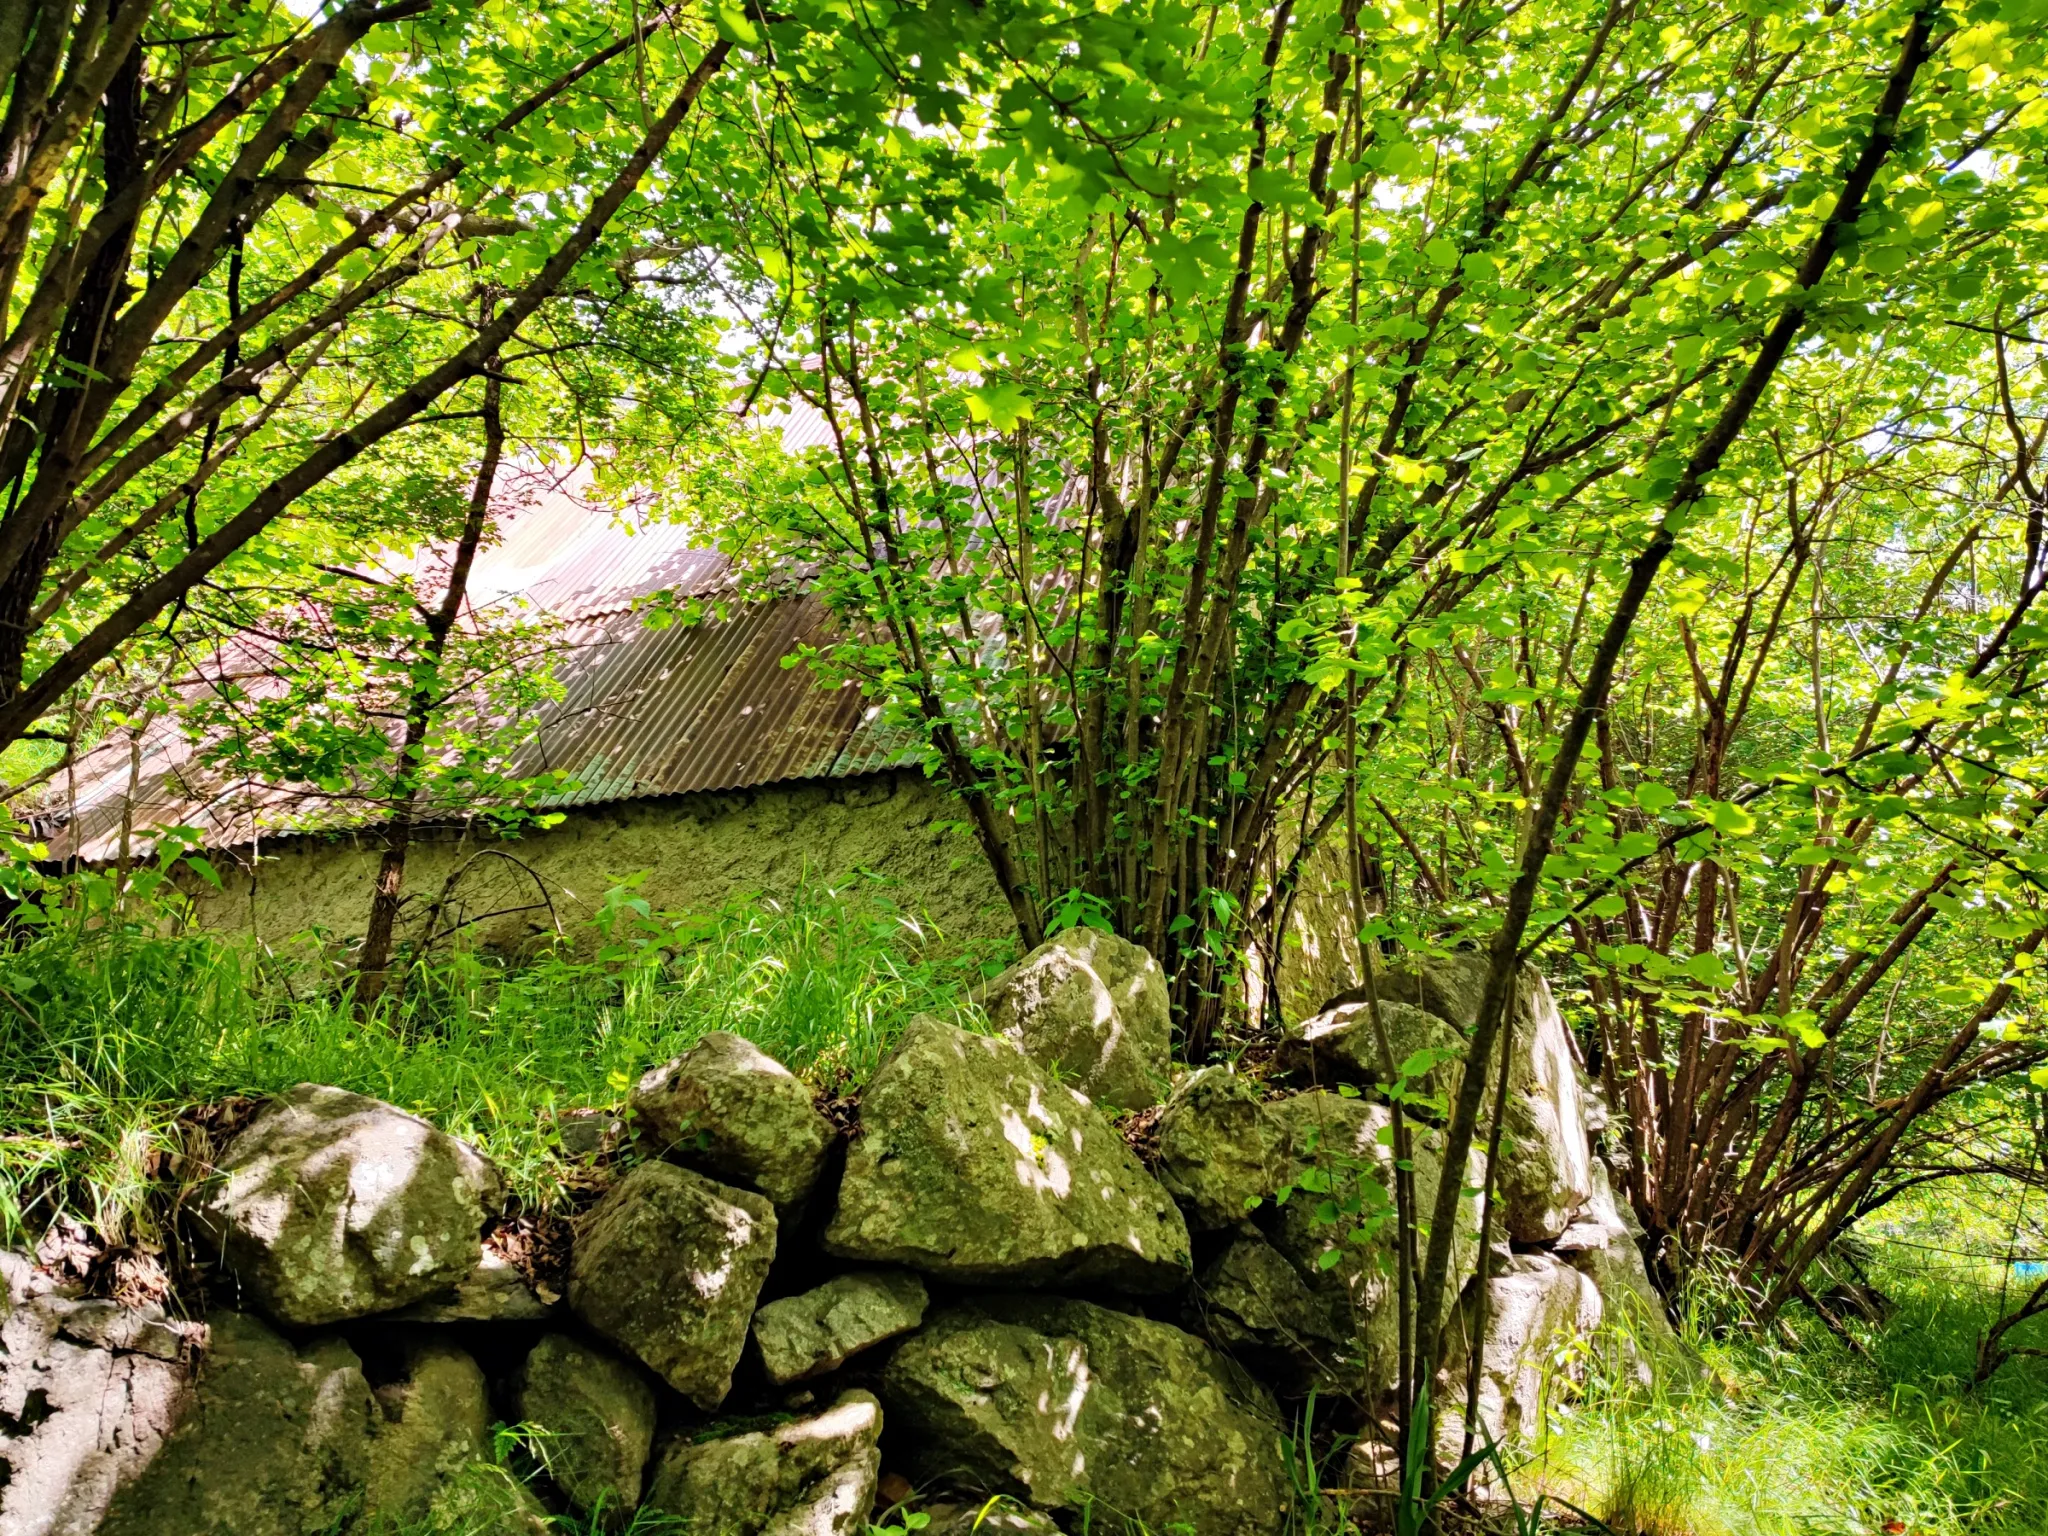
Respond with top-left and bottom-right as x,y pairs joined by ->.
188,770 -> 1014,967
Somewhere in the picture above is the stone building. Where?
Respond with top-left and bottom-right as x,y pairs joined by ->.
35,479 -> 1011,966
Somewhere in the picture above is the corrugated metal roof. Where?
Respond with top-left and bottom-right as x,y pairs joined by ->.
35,456 -> 923,863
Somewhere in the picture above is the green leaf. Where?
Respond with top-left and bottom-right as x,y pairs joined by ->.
714,4 -> 760,45
1635,783 -> 1678,814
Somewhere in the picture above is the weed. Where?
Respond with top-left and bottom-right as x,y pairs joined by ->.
0,872 -> 982,1241
1526,1218 -> 2048,1536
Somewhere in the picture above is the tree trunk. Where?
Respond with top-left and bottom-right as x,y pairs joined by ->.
354,355 -> 504,1016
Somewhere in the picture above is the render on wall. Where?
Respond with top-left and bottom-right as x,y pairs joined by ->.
185,769 -> 1014,967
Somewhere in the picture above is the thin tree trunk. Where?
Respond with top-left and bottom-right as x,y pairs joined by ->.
354,355 -> 504,1016
1407,9 -> 1938,1501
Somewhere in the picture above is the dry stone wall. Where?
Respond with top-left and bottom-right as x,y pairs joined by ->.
0,942 -> 1682,1536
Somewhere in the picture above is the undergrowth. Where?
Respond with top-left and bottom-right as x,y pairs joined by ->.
0,870 -> 986,1245
11,870 -> 2048,1536
1526,1200 -> 2048,1536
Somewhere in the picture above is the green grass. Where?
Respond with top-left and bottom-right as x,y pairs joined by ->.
1525,1220 -> 2048,1536
0,871 -> 986,1243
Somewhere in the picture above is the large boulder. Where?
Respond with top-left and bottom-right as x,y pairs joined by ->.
514,1334 -> 657,1519
753,1269 -> 928,1385
1435,1253 -> 1601,1455
1325,957 -> 1592,1242
0,1261 -> 198,1536
95,1310 -> 375,1536
643,1389 -> 882,1535
882,1297 -> 1288,1536
1262,1091 -> 1486,1399
632,1032 -> 836,1206
1153,1067 -> 1288,1228
823,1017 -> 1190,1292
980,929 -> 1171,1109
570,1161 -> 777,1409
194,1083 -> 504,1326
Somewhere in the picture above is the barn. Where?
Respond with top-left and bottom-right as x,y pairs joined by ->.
33,478 -> 1012,969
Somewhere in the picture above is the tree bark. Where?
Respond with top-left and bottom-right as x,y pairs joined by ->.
354,355 -> 504,1015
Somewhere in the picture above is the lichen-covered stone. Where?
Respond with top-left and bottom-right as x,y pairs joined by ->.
1324,957 -> 1592,1242
1436,1253 -> 1601,1454
643,1389 -> 882,1535
194,1083 -> 504,1326
97,1311 -> 376,1536
1494,973 -> 1595,1243
632,1032 -> 836,1206
0,1267 -> 197,1536
823,1017 -> 1190,1292
1553,1161 -> 1695,1387
364,1337 -> 496,1527
570,1161 -> 777,1409
1276,998 -> 1464,1099
1192,1231 -> 1346,1388
1263,1092 -> 1486,1399
981,929 -> 1171,1109
1154,1067 -> 1287,1228
881,1297 -> 1288,1536
753,1270 -> 928,1385
514,1334 -> 656,1518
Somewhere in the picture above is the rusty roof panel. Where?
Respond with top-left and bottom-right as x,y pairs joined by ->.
36,486 -> 919,862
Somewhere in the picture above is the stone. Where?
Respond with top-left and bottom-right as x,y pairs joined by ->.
1276,999 -> 1464,1100
1191,1231 -> 1346,1388
47,1297 -> 189,1360
921,1500 -> 1063,1535
643,1389 -> 882,1535
558,1108 -> 624,1159
980,928 -> 1171,1110
823,1017 -> 1190,1292
882,1296 -> 1288,1536
389,1243 -> 552,1322
1436,1253 -> 1601,1454
194,1083 -> 505,1326
0,1285 -> 196,1536
1325,957 -> 1592,1242
753,1270 -> 929,1385
513,1334 -> 657,1519
1553,1162 -> 1694,1386
1153,1066 -> 1288,1228
570,1160 -> 777,1409
632,1032 -> 836,1206
1493,972 -> 1595,1243
1262,1091 -> 1486,1399
364,1336 -> 495,1526
96,1310 -> 376,1536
